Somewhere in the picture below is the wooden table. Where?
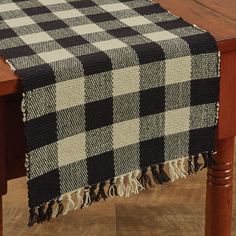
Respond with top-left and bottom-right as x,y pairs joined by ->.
0,0 -> 236,235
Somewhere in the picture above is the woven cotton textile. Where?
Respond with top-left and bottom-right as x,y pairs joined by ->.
0,0 -> 219,225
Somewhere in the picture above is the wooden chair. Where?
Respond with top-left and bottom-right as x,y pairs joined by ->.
0,0 -> 235,235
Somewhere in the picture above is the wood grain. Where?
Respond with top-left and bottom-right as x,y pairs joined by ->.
217,51 -> 236,140
155,0 -> 236,41
195,0 -> 236,22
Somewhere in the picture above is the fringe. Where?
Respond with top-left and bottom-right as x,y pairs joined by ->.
108,178 -> 118,197
28,153 -> 217,227
138,168 -> 152,189
95,182 -> 108,201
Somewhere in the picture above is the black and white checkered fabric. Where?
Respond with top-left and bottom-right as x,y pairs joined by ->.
0,0 -> 219,215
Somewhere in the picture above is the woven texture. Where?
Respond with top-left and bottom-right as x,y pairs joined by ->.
0,0 -> 219,222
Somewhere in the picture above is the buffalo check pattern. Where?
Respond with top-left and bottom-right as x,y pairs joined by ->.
0,0 -> 219,211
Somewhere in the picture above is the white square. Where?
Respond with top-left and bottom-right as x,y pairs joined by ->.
5,16 -> 35,28
120,16 -> 152,27
113,66 -> 140,96
38,0 -> 66,5
93,39 -> 127,51
56,77 -> 85,111
72,24 -> 103,35
54,9 -> 84,19
113,119 -> 139,149
58,133 -> 86,167
0,3 -> 19,13
20,32 -> 53,44
144,31 -> 178,41
100,3 -> 130,12
165,107 -> 190,135
165,56 -> 191,85
39,49 -> 74,63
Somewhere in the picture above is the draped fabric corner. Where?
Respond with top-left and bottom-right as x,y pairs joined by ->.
0,0 -> 220,227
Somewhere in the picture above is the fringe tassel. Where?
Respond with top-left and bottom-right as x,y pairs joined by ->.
63,193 -> 75,215
168,159 -> 188,182
130,170 -> 145,194
108,178 -> 118,197
74,188 -> 84,210
95,182 -> 108,201
188,156 -> 195,174
38,204 -> 46,223
125,173 -> 133,197
138,168 -> 152,189
89,185 -> 98,204
193,155 -> 202,172
81,187 -> 91,208
179,158 -> 187,174
45,200 -> 55,221
116,175 -> 126,197
151,164 -> 170,184
201,151 -> 217,169
28,208 -> 39,227
52,197 -> 64,218
173,160 -> 186,178
168,161 -> 179,182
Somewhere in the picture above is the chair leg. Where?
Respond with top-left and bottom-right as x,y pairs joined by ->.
205,137 -> 234,236
0,196 -> 3,236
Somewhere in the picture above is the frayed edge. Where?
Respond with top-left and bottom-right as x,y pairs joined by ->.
28,152 -> 216,227
168,157 -> 188,182
5,59 -> 16,72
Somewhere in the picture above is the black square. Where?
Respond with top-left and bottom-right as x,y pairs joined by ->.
157,18 -> 190,30
79,51 -> 112,76
134,4 -> 165,15
87,151 -> 115,185
132,43 -> 165,64
19,64 -> 56,91
0,28 -> 17,40
108,27 -> 139,38
28,169 -> 60,208
0,28 -> 18,40
85,98 -> 113,131
190,78 -> 219,106
23,6 -> 51,16
70,0 -> 97,8
87,12 -> 117,23
25,112 -> 57,151
182,33 -> 218,55
140,86 -> 165,117
38,20 -> 68,31
140,137 -> 165,168
56,35 -> 88,48
189,127 -> 215,155
0,45 -> 34,59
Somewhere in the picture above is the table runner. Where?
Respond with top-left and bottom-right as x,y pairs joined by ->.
0,0 -> 220,227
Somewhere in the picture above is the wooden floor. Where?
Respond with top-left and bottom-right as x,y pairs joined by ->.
3,146 -> 236,236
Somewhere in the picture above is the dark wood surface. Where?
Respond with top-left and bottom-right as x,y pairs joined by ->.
0,0 -> 236,235
155,0 -> 236,42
